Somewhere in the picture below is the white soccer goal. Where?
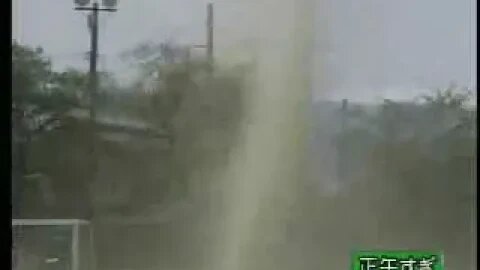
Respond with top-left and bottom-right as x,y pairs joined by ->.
12,219 -> 95,270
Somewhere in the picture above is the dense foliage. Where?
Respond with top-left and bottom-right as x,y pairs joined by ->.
300,86 -> 476,269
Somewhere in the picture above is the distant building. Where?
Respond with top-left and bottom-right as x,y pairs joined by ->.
18,107 -> 172,218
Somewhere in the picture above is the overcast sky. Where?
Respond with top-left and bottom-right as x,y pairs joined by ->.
13,0 -> 476,102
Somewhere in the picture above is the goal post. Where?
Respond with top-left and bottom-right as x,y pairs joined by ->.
12,219 -> 95,270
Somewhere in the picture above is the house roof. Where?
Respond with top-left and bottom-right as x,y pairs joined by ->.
65,108 -> 171,140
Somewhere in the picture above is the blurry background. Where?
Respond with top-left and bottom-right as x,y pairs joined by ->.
12,0 -> 476,270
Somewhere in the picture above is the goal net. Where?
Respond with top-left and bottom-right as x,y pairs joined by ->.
12,219 -> 94,270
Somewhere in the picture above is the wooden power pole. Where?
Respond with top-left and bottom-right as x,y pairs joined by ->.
75,2 -> 117,123
195,3 -> 214,72
89,3 -> 99,122
74,1 -> 117,218
207,2 -> 214,65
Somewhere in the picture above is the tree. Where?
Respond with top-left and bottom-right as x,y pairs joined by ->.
12,42 -> 54,217
350,84 -> 477,249
114,40 -> 252,200
12,42 -> 52,104
419,83 -> 473,110
50,68 -> 87,93
119,40 -> 192,80
13,43 -> 90,127
12,43 -> 89,217
118,41 -> 201,128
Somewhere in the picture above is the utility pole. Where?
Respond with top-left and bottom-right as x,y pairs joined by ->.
337,99 -> 348,187
341,99 -> 348,132
89,3 -> 99,122
74,0 -> 117,218
207,2 -> 214,66
75,1 -> 117,122
193,2 -> 214,72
